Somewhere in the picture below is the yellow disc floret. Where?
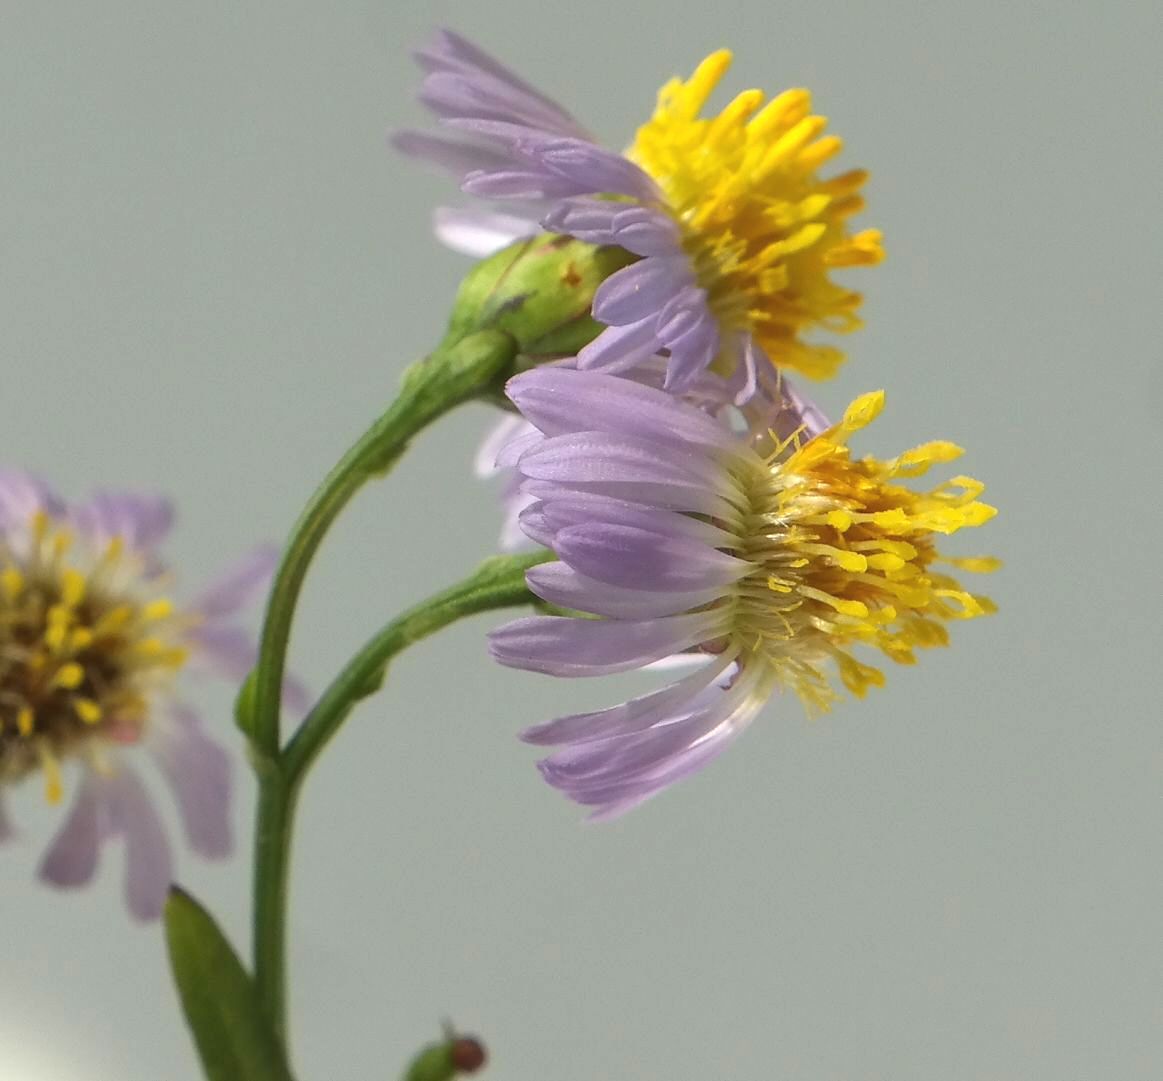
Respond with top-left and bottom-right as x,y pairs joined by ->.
627,50 -> 884,381
0,512 -> 190,803
728,392 -> 996,712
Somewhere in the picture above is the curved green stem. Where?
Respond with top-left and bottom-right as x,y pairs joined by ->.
283,550 -> 550,785
247,328 -> 516,760
248,329 -> 517,1040
251,552 -> 545,1046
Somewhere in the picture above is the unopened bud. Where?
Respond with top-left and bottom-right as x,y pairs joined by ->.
444,233 -> 636,386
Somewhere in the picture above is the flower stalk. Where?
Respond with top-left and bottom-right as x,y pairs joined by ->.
244,327 -> 552,1046
246,328 -> 519,760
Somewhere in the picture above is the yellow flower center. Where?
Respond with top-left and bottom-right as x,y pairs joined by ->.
725,392 -> 997,711
0,512 -> 189,803
627,50 -> 884,380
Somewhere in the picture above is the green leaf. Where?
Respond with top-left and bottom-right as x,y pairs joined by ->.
165,887 -> 295,1081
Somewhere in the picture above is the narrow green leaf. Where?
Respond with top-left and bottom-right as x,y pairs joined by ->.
165,887 -> 295,1081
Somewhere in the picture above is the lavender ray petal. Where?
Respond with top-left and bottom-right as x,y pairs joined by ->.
489,610 -> 725,677
529,139 -> 660,202
507,369 -> 740,452
554,522 -> 751,592
416,30 -> 586,137
494,426 -> 546,470
543,198 -> 680,257
0,469 -> 61,530
193,544 -> 277,619
616,354 -> 738,410
517,431 -> 735,493
441,117 -> 559,149
654,290 -> 720,391
542,675 -> 768,813
148,705 -> 232,860
520,652 -> 734,746
584,726 -> 742,819
520,477 -> 740,520
724,333 -> 759,405
541,677 -> 750,784
536,493 -> 738,549
499,485 -> 538,552
476,414 -> 536,478
188,624 -> 310,713
525,561 -> 725,620
433,207 -> 537,257
390,130 -> 520,177
591,257 -> 693,326
37,771 -> 103,888
104,765 -> 173,922
576,321 -> 664,374
515,502 -> 557,549
419,70 -> 582,136
463,167 -> 591,201
67,490 -> 174,553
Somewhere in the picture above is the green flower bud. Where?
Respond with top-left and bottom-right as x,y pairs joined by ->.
442,234 -> 636,392
404,1031 -> 487,1080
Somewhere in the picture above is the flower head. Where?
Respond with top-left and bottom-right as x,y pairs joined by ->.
396,31 -> 882,399
489,371 -> 996,818
0,470 -> 287,919
479,354 -> 831,551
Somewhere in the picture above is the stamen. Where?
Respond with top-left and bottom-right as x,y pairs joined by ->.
50,662 -> 85,690
0,566 -> 23,601
37,743 -> 63,805
17,706 -> 35,738
141,598 -> 175,622
73,698 -> 103,725
60,567 -> 87,608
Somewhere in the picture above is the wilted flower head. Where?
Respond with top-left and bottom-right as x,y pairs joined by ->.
396,30 -> 883,400
0,471 -> 285,920
489,371 -> 997,818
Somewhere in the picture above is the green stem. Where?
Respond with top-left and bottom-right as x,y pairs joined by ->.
249,329 -> 517,1040
283,550 -> 550,786
247,328 -> 516,759
251,552 -> 545,1047
251,764 -> 297,1045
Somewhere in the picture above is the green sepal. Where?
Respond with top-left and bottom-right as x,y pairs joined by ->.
444,234 -> 636,394
165,887 -> 295,1081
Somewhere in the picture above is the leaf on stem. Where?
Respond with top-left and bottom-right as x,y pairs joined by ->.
165,886 -> 295,1081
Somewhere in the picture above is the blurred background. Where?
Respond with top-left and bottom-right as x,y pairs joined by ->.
2,1 -> 1161,1078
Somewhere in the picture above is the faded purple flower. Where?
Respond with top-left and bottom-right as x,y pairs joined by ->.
0,470 -> 298,920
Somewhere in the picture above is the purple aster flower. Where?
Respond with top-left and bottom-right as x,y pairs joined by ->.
480,354 -> 830,551
489,371 -> 997,819
395,31 -> 883,399
0,470 -> 297,920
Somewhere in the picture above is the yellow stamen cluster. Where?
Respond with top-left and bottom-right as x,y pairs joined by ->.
627,50 -> 884,381
0,512 -> 189,803
728,392 -> 997,712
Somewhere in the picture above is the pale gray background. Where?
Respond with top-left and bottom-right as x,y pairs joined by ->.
2,1 -> 1160,1078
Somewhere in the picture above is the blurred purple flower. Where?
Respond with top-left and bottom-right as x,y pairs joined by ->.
0,470 -> 300,920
